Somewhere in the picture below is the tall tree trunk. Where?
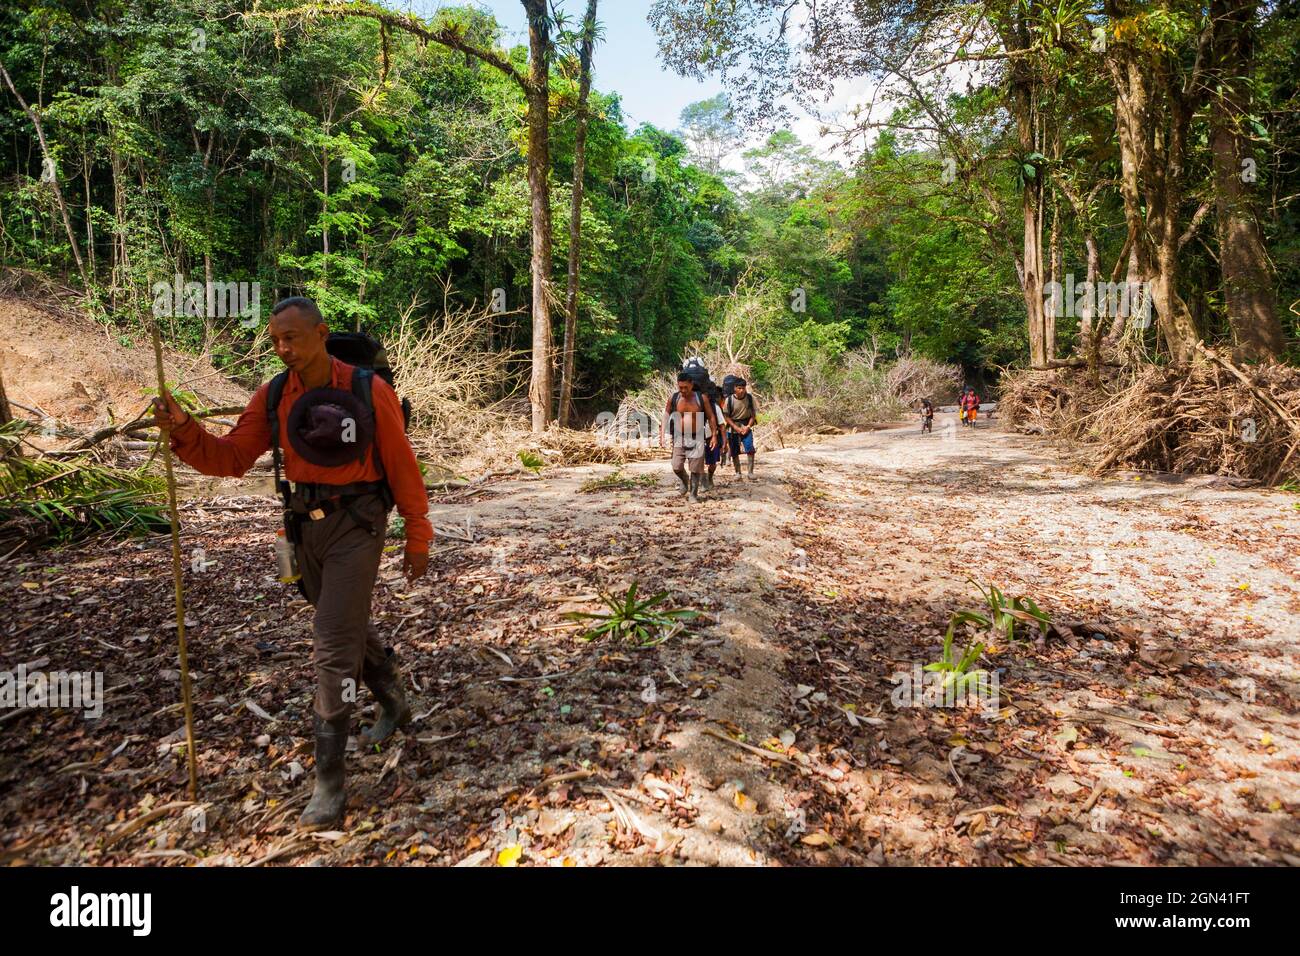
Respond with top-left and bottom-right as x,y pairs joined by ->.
321,146 -> 330,278
1108,40 -> 1152,347
1148,61 -> 1201,364
111,148 -> 127,309
524,0 -> 553,431
1080,234 -> 1099,343
1021,178 -> 1047,367
1002,24 -> 1048,368
0,366 -> 12,428
203,252 -> 215,339
82,146 -> 96,277
1210,0 -> 1286,361
0,62 -> 89,289
1106,34 -> 1200,362
1046,187 -> 1059,362
559,0 -> 598,427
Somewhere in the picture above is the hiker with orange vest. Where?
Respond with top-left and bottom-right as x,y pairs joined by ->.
153,296 -> 433,828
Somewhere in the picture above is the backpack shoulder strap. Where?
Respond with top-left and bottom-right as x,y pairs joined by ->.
351,365 -> 374,411
351,367 -> 390,493
266,371 -> 289,442
266,372 -> 290,507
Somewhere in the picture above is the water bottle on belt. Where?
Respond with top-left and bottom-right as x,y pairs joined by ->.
275,528 -> 301,583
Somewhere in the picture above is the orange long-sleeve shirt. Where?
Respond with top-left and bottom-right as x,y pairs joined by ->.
169,357 -> 433,553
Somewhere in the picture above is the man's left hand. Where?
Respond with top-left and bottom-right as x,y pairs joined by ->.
402,549 -> 430,580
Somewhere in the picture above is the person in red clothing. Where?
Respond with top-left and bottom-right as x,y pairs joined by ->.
960,387 -> 981,427
153,296 -> 433,827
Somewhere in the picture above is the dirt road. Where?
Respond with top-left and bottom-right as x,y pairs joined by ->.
3,414 -> 1298,865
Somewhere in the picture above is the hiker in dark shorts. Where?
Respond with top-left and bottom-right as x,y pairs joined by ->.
660,372 -> 719,502
920,399 -> 934,433
703,389 -> 727,491
153,297 -> 432,828
722,378 -> 759,481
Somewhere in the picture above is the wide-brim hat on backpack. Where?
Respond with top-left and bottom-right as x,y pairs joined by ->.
285,386 -> 376,467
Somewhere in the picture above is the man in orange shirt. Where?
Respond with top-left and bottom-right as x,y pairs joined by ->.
154,297 -> 433,827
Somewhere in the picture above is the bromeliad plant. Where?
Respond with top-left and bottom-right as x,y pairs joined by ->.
564,583 -> 700,647
967,579 -> 1052,642
925,611 -> 992,694
925,583 -> 1053,697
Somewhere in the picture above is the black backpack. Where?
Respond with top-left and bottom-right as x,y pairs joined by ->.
317,332 -> 411,429
721,374 -> 741,399
680,358 -> 713,395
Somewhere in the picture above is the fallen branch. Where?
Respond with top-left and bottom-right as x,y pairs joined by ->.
103,801 -> 194,849
701,725 -> 796,766
63,406 -> 246,452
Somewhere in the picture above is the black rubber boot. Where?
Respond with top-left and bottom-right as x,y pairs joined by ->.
299,714 -> 349,828
689,474 -> 701,502
704,470 -> 715,491
674,468 -> 689,495
746,454 -> 756,481
360,647 -> 412,746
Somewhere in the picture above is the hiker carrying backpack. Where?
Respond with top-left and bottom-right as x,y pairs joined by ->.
666,358 -> 721,437
267,331 -> 412,546
155,296 -> 433,831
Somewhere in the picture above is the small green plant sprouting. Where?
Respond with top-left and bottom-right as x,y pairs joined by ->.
579,469 -> 657,493
925,611 -> 991,694
967,578 -> 1051,642
518,450 -> 545,473
563,583 -> 699,647
146,382 -> 201,413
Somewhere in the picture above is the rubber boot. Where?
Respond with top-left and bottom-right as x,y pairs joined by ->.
689,474 -> 701,503
746,454 -> 756,482
360,647 -> 412,746
299,714 -> 349,827
704,470 -> 715,491
674,468 -> 689,496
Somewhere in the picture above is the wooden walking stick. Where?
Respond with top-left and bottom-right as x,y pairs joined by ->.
150,323 -> 199,799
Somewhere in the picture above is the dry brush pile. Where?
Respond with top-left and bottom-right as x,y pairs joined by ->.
999,349 -> 1300,484
388,290 -> 667,475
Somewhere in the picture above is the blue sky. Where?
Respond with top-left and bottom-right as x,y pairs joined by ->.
407,1 -> 868,168
418,1 -> 725,135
